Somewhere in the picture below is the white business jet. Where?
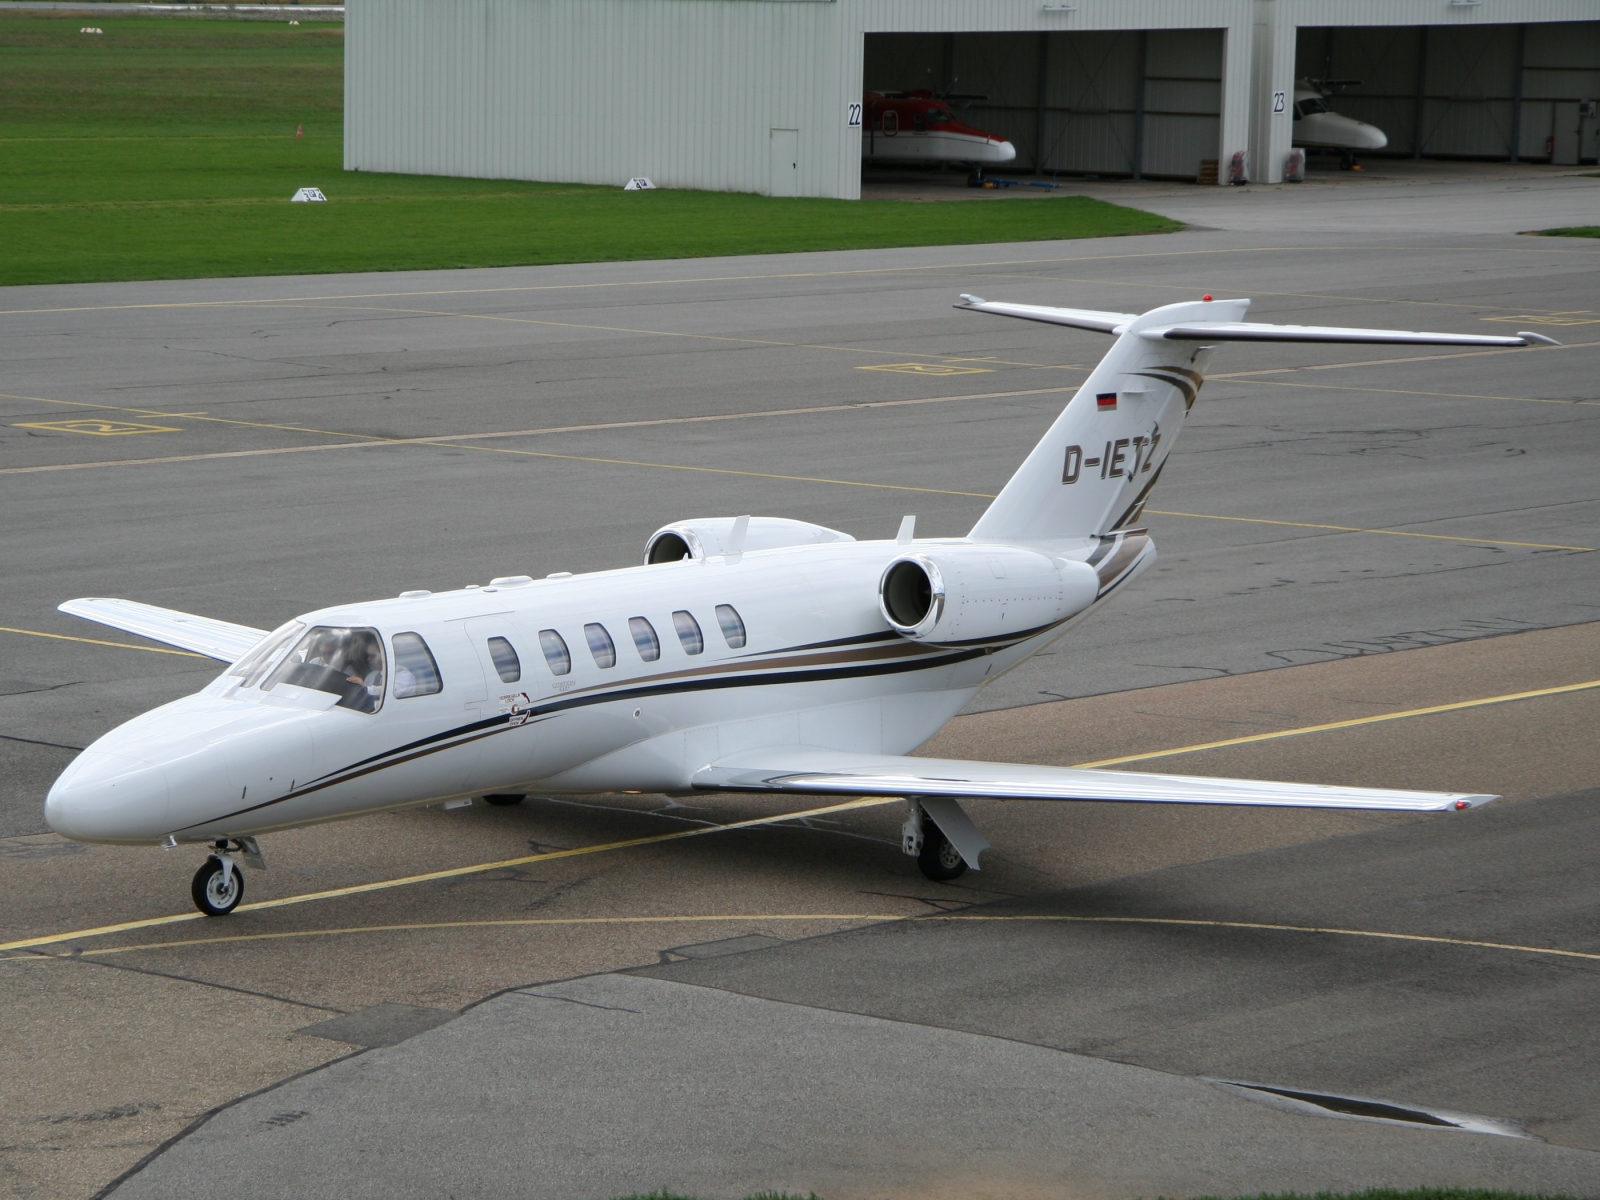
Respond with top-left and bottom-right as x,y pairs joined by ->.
45,297 -> 1559,916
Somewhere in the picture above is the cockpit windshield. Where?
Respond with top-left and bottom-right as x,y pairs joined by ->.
226,620 -> 305,689
260,626 -> 387,712
924,107 -> 954,124
1296,97 -> 1329,117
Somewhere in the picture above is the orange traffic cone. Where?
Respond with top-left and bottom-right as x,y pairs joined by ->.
296,124 -> 304,138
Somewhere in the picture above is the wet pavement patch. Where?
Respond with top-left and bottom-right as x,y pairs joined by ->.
297,1003 -> 457,1048
1213,1080 -> 1534,1138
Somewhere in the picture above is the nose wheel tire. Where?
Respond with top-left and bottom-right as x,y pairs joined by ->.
191,856 -> 244,916
483,793 -> 525,807
917,824 -> 968,882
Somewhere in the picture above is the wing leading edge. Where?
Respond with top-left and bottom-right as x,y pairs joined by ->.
694,747 -> 1495,812
59,598 -> 267,663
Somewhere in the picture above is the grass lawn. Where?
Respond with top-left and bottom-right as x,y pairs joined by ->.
0,14 -> 1177,286
1537,227 -> 1600,237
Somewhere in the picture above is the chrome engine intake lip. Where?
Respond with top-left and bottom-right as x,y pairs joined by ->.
879,555 -> 946,641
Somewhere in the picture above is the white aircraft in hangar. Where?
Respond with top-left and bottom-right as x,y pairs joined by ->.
45,297 -> 1559,915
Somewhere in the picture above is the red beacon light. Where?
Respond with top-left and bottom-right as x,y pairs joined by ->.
1455,799 -> 1469,810
1202,294 -> 1213,301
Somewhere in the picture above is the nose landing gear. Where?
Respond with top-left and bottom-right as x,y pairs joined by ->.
189,838 -> 263,915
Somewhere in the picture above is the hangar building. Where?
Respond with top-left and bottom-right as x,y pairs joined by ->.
344,0 -> 1600,193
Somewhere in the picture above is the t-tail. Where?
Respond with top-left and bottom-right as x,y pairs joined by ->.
959,294 -> 1558,543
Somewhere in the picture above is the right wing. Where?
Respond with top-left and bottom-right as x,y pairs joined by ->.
694,747 -> 1495,812
59,598 -> 267,663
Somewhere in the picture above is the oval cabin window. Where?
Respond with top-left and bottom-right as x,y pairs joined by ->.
487,636 -> 521,683
538,629 -> 571,676
672,610 -> 704,655
585,623 -> 617,669
715,604 -> 746,649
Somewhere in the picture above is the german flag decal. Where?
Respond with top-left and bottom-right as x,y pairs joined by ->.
1096,392 -> 1118,410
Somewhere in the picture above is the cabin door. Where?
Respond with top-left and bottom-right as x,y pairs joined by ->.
463,615 -> 546,792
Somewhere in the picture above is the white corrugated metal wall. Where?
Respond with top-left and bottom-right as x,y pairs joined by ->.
345,0 -> 1256,197
345,0 -> 1598,195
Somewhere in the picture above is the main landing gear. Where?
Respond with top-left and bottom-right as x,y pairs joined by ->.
189,837 -> 264,916
902,800 -> 968,882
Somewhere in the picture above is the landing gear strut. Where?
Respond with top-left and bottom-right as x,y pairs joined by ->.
901,800 -> 968,882
189,837 -> 263,916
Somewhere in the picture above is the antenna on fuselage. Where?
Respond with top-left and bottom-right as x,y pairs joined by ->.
896,515 -> 916,544
725,514 -> 750,560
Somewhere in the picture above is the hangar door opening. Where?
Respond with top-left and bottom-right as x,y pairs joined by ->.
862,30 -> 1224,182
1295,23 -> 1600,164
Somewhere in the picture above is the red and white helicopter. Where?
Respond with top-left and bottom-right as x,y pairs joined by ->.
45,296 -> 1558,916
863,90 -> 1016,181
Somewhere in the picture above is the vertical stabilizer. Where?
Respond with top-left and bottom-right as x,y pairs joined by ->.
967,299 -> 1247,541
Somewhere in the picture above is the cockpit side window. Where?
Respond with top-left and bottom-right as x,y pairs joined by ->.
261,625 -> 386,713
228,620 -> 305,689
391,632 -> 442,697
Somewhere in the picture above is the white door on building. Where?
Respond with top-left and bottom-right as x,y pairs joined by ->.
770,128 -> 799,196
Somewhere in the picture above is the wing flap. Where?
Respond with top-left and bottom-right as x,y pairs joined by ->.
59,598 -> 267,663
693,747 -> 1495,812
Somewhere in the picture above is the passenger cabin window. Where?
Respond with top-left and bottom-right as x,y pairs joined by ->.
538,629 -> 571,676
672,610 -> 704,656
486,636 -> 521,683
262,625 -> 386,713
715,604 -> 747,649
391,632 -> 442,697
228,620 -> 305,689
585,622 -> 617,669
629,617 -> 660,663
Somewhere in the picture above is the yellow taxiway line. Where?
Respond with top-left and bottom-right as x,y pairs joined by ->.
1075,677 -> 1600,769
3,674 -> 1598,956
0,625 -> 209,657
9,913 -> 1597,969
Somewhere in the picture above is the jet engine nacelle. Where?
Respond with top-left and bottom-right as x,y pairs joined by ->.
645,517 -> 855,563
878,545 -> 1099,646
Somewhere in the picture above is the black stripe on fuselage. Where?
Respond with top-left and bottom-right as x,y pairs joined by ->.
176,643 -> 990,831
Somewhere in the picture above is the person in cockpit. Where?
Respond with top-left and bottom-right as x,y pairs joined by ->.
345,633 -> 384,713
306,631 -> 344,671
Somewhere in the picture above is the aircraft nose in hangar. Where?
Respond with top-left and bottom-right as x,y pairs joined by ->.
45,749 -> 173,844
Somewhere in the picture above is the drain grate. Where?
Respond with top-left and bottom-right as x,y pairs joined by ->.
1211,1080 -> 1534,1139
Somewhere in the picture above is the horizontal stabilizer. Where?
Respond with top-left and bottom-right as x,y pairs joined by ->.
956,295 -> 1136,334
1146,321 -> 1550,347
694,747 -> 1495,812
59,598 -> 266,663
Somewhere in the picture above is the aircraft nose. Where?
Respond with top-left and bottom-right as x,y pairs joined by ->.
45,750 -> 172,844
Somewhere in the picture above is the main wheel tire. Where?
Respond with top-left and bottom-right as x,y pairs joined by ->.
191,857 -> 244,916
483,794 -> 526,807
917,825 -> 968,882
